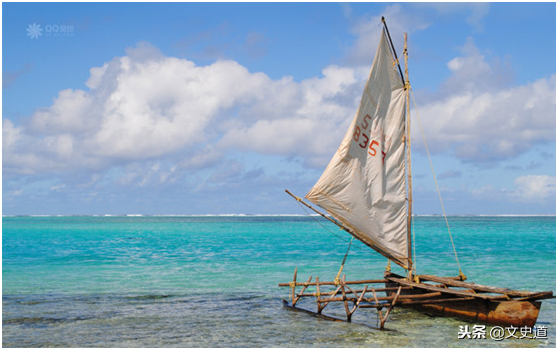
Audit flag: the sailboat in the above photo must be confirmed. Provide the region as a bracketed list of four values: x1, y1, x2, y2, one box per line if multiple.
[279, 18, 554, 330]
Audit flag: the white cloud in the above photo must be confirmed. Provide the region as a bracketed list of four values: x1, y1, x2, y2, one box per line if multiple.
[421, 3, 489, 32]
[3, 43, 368, 176]
[413, 39, 556, 164]
[471, 175, 556, 204]
[3, 19, 555, 186]
[4, 44, 269, 173]
[345, 4, 430, 67]
[3, 119, 21, 151]
[219, 65, 360, 162]
[29, 89, 94, 135]
[511, 175, 556, 203]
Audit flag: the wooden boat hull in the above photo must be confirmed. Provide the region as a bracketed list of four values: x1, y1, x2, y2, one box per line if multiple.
[385, 275, 542, 328]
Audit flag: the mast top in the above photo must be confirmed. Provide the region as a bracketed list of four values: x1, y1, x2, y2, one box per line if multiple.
[380, 17, 405, 87]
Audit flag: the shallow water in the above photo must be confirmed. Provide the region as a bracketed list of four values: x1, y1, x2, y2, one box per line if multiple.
[3, 216, 556, 347]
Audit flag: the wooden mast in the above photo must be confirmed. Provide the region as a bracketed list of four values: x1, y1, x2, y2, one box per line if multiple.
[404, 33, 413, 276]
[381, 17, 413, 273]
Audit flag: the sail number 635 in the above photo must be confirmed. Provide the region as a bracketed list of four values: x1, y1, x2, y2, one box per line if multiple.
[353, 114, 386, 163]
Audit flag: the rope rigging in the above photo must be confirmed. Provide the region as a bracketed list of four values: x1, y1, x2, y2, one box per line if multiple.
[409, 88, 466, 280]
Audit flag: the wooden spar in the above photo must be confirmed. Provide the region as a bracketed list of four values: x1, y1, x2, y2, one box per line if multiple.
[295, 286, 413, 297]
[321, 284, 344, 311]
[291, 267, 297, 302]
[386, 276, 509, 300]
[316, 277, 324, 314]
[359, 296, 479, 307]
[340, 275, 351, 320]
[351, 286, 368, 317]
[285, 189, 410, 269]
[403, 32, 413, 274]
[417, 274, 544, 297]
[279, 278, 388, 287]
[515, 292, 555, 301]
[292, 276, 313, 307]
[318, 292, 442, 304]
[296, 289, 440, 300]
[284, 189, 343, 228]
[370, 286, 385, 325]
[381, 17, 405, 86]
[380, 286, 401, 328]
[397, 297, 476, 306]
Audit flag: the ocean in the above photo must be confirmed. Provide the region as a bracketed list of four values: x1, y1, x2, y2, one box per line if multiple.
[2, 215, 556, 347]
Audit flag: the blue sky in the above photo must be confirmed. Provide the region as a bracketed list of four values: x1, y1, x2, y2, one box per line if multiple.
[2, 2, 556, 215]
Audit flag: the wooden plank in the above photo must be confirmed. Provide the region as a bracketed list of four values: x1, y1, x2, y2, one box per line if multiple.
[515, 291, 555, 301]
[396, 296, 476, 306]
[386, 276, 508, 300]
[359, 303, 391, 309]
[360, 296, 476, 308]
[417, 274, 542, 297]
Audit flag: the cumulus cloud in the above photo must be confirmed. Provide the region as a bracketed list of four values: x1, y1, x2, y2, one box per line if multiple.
[344, 4, 430, 66]
[472, 175, 555, 204]
[510, 175, 556, 203]
[413, 39, 556, 164]
[219, 65, 359, 163]
[3, 24, 555, 183]
[3, 42, 367, 177]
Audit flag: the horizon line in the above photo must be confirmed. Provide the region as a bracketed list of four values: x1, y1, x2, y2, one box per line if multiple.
[3, 214, 556, 218]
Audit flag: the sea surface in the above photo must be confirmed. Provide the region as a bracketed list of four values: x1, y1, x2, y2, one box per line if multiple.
[2, 215, 556, 347]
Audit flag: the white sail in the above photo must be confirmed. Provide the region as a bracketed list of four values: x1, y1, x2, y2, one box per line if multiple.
[305, 29, 409, 268]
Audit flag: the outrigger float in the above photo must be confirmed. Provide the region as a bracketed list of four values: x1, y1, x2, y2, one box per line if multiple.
[279, 18, 554, 330]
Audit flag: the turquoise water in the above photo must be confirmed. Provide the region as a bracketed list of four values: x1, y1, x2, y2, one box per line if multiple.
[2, 215, 556, 347]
